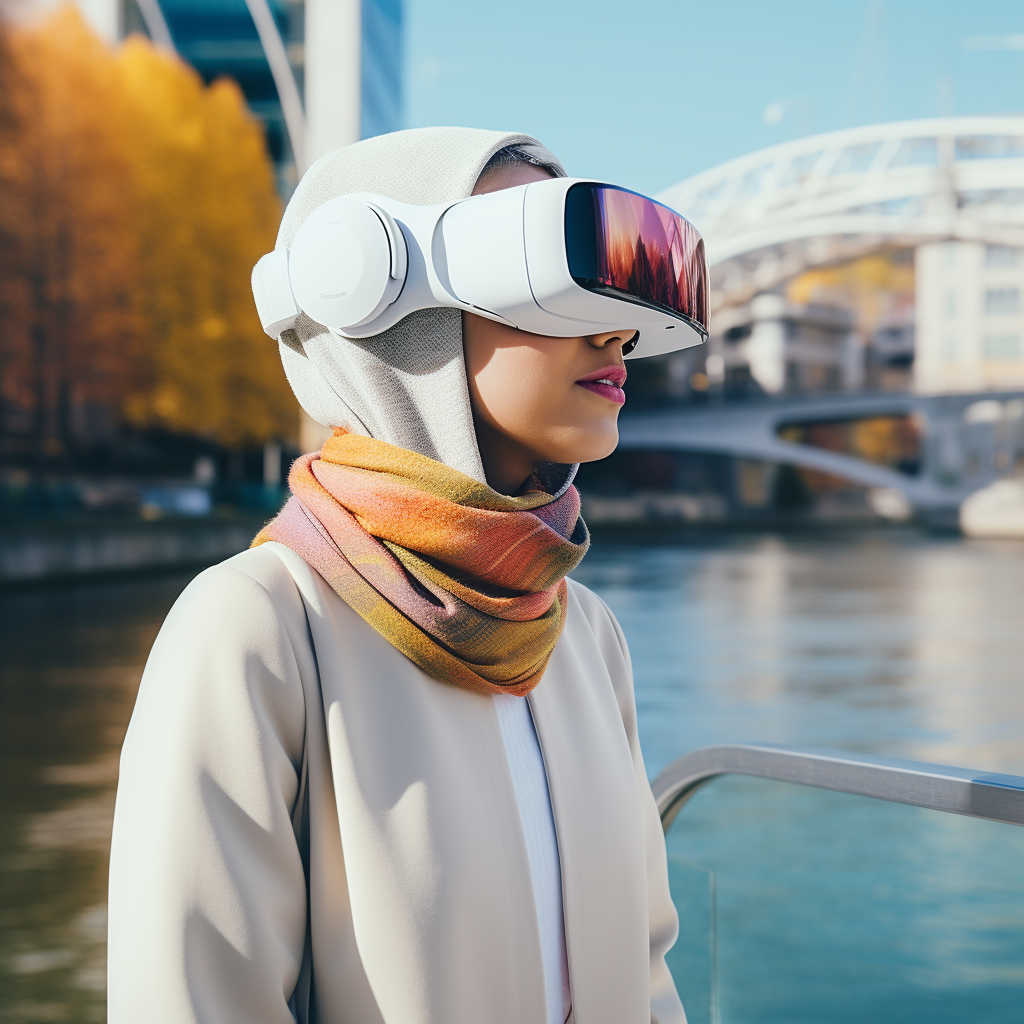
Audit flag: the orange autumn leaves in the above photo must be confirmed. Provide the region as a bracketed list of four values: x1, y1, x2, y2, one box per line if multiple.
[0, 6, 296, 453]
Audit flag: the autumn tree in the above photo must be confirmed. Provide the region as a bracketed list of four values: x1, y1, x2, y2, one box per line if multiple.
[0, 6, 296, 467]
[113, 30, 295, 448]
[0, 9, 142, 466]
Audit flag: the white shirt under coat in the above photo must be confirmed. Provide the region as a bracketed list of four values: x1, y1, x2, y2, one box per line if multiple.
[493, 693, 572, 1024]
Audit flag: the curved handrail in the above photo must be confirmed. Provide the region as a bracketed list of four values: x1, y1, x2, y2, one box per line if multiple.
[652, 743, 1024, 832]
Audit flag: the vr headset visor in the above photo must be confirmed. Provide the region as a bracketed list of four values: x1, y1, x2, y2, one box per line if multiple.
[253, 177, 709, 359]
[565, 184, 708, 339]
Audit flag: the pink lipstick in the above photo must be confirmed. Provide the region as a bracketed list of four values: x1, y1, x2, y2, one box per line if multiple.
[575, 364, 627, 405]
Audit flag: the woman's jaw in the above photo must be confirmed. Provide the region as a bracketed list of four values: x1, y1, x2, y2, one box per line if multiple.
[461, 311, 634, 495]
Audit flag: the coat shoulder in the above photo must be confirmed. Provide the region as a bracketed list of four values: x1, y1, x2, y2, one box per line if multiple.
[565, 576, 616, 625]
[157, 544, 314, 676]
[563, 576, 635, 704]
[214, 543, 308, 610]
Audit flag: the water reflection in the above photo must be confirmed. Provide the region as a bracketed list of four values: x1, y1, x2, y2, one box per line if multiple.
[1, 533, 1023, 1019]
[573, 531, 1024, 776]
[573, 531, 1024, 1024]
[0, 574, 191, 1022]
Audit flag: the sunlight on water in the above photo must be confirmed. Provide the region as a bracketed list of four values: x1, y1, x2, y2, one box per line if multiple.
[1, 532, 1022, 1021]
[0, 575, 190, 1023]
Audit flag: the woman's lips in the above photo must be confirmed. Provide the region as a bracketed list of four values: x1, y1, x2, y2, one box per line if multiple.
[576, 365, 627, 405]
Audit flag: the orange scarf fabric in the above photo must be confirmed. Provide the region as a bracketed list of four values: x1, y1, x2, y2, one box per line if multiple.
[253, 433, 589, 695]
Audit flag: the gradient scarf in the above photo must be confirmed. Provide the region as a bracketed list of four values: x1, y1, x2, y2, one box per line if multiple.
[253, 433, 590, 696]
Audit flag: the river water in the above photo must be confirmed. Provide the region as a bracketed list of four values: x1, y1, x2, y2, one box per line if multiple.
[1, 531, 1023, 1022]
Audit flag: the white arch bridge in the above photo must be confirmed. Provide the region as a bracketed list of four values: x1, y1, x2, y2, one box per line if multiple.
[617, 391, 1024, 514]
[658, 116, 1024, 312]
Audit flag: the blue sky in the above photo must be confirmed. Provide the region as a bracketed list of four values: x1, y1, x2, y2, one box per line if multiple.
[404, 0, 1024, 195]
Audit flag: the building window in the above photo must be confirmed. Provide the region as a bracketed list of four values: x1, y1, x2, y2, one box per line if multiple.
[983, 334, 1021, 360]
[945, 291, 957, 316]
[985, 245, 1021, 268]
[984, 288, 1021, 315]
[724, 323, 752, 343]
[942, 337, 959, 361]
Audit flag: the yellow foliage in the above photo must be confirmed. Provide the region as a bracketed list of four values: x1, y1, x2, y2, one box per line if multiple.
[0, 6, 296, 451]
[0, 8, 143, 452]
[781, 415, 921, 471]
[112, 32, 295, 446]
[787, 253, 915, 337]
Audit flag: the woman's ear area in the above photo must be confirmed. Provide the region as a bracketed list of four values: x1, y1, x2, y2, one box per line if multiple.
[472, 161, 554, 196]
[460, 309, 491, 372]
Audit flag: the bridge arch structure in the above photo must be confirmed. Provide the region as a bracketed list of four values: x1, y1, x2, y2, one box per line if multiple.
[658, 116, 1024, 313]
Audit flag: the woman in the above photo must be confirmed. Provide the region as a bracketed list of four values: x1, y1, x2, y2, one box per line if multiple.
[108, 126, 686, 1024]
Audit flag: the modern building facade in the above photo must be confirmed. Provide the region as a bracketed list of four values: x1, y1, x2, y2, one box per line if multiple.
[704, 295, 860, 396]
[915, 241, 1024, 394]
[66, 0, 403, 193]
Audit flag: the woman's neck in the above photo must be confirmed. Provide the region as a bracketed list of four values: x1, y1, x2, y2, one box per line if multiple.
[472, 414, 538, 495]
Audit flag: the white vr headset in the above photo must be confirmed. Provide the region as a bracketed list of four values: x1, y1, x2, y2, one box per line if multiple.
[252, 177, 709, 359]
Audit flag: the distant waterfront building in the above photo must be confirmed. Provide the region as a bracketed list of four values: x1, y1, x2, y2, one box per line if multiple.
[915, 241, 1024, 394]
[703, 295, 859, 397]
[660, 116, 1024, 400]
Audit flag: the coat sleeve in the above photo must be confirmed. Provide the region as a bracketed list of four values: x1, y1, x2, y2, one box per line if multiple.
[582, 588, 688, 1024]
[107, 559, 311, 1024]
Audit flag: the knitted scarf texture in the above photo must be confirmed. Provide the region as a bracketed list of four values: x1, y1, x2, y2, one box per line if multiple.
[253, 432, 590, 695]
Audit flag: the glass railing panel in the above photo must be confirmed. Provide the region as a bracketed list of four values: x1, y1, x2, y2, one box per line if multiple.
[664, 774, 1024, 1024]
[665, 859, 717, 1024]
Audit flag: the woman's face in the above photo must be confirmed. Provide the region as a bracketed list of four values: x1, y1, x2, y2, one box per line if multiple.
[464, 163, 636, 493]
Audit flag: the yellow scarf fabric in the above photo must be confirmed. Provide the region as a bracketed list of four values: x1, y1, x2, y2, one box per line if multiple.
[253, 433, 589, 695]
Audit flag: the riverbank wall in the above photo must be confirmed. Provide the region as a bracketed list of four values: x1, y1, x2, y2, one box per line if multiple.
[0, 516, 267, 586]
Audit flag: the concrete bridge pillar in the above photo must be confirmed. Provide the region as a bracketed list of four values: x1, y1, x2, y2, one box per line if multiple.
[305, 0, 361, 166]
[747, 294, 787, 394]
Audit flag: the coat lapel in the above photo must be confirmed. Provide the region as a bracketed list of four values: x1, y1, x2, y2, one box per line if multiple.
[529, 592, 652, 1024]
[307, 580, 548, 1024]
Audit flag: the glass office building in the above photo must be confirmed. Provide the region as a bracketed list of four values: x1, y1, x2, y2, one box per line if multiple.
[124, 0, 403, 192]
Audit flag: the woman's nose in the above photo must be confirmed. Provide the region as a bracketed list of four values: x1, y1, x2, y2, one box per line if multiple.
[590, 330, 635, 348]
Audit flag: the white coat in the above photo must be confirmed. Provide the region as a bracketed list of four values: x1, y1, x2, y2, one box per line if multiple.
[107, 541, 686, 1024]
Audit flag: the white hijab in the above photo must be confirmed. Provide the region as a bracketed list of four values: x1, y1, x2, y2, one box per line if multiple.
[275, 126, 568, 488]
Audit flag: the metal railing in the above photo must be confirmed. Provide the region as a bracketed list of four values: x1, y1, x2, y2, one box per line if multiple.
[652, 743, 1024, 832]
